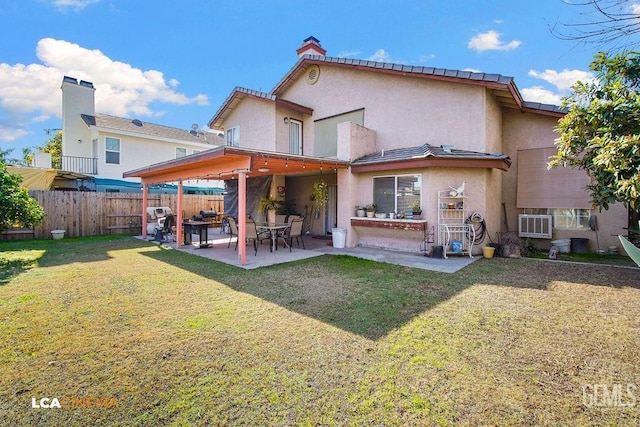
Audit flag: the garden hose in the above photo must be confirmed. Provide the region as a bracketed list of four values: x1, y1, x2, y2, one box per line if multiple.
[466, 211, 490, 244]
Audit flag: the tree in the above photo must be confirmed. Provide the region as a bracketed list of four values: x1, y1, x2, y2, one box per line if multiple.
[550, 51, 640, 211]
[553, 0, 640, 50]
[0, 159, 45, 231]
[23, 130, 62, 168]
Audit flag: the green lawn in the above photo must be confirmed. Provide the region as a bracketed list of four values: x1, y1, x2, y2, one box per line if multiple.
[1, 236, 639, 426]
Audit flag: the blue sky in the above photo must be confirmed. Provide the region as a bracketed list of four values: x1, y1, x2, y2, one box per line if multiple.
[0, 0, 632, 157]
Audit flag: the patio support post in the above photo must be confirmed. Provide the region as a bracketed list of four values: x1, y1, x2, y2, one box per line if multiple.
[176, 180, 183, 248]
[142, 183, 148, 239]
[238, 170, 247, 265]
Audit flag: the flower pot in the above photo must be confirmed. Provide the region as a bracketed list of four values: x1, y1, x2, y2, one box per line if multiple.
[482, 246, 495, 259]
[366, 211, 375, 218]
[356, 209, 366, 217]
[51, 230, 65, 240]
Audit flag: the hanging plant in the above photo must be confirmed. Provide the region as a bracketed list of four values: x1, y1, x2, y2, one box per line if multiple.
[311, 180, 329, 208]
[258, 196, 282, 214]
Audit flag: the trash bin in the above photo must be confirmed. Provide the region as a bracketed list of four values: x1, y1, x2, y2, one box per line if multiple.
[331, 228, 346, 248]
[571, 238, 589, 254]
[551, 239, 571, 253]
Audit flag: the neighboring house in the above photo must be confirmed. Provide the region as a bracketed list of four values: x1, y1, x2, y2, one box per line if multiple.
[60, 76, 223, 193]
[126, 37, 628, 256]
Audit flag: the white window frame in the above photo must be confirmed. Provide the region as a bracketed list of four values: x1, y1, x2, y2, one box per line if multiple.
[226, 126, 239, 147]
[176, 147, 187, 158]
[289, 118, 303, 155]
[373, 174, 422, 215]
[549, 208, 591, 229]
[105, 137, 121, 165]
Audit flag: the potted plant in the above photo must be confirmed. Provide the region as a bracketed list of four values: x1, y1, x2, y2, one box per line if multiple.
[431, 245, 444, 258]
[364, 204, 377, 218]
[258, 196, 282, 222]
[356, 206, 366, 217]
[412, 201, 422, 219]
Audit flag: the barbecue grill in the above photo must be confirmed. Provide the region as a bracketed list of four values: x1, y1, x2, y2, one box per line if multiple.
[200, 210, 218, 220]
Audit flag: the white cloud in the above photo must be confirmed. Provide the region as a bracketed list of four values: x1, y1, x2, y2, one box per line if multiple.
[528, 69, 594, 91]
[522, 68, 594, 104]
[367, 49, 390, 62]
[419, 53, 436, 63]
[337, 50, 361, 58]
[630, 3, 640, 15]
[520, 86, 563, 105]
[0, 125, 28, 142]
[463, 68, 482, 73]
[0, 38, 209, 141]
[468, 30, 521, 52]
[50, 0, 102, 11]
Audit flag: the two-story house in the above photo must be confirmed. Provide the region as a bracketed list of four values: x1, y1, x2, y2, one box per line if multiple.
[61, 76, 222, 193]
[125, 37, 627, 263]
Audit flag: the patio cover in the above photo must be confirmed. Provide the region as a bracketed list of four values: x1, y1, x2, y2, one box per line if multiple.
[123, 145, 349, 265]
[7, 166, 92, 190]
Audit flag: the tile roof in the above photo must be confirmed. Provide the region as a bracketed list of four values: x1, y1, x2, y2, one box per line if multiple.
[351, 143, 511, 166]
[272, 55, 568, 116]
[82, 113, 219, 145]
[208, 54, 567, 131]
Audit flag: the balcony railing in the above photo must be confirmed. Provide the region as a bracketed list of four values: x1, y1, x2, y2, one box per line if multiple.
[60, 156, 98, 175]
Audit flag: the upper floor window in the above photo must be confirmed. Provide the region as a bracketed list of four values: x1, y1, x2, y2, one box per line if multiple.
[373, 175, 421, 216]
[226, 126, 239, 147]
[289, 119, 302, 155]
[176, 147, 187, 158]
[105, 137, 120, 165]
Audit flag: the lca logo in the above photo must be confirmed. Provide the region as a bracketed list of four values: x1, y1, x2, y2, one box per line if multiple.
[31, 396, 119, 409]
[32, 398, 61, 409]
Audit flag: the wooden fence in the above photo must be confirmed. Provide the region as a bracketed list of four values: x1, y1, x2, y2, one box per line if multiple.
[1, 191, 224, 240]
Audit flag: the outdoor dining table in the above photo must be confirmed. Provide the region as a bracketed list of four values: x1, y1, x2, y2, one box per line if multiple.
[255, 222, 290, 252]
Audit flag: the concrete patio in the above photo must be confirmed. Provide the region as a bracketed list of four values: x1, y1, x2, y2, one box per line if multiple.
[143, 229, 479, 273]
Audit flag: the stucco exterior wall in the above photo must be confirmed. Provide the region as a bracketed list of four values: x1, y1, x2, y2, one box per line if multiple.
[61, 80, 95, 159]
[280, 65, 489, 154]
[502, 109, 627, 252]
[274, 105, 307, 154]
[223, 98, 276, 151]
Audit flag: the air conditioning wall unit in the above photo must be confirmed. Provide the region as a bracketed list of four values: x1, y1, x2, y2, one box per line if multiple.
[518, 214, 552, 239]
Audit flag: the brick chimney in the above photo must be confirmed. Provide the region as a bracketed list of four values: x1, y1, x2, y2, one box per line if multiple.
[296, 36, 326, 58]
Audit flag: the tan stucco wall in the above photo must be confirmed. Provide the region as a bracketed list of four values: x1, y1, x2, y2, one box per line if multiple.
[224, 98, 276, 151]
[284, 174, 337, 236]
[280, 65, 488, 154]
[502, 109, 627, 252]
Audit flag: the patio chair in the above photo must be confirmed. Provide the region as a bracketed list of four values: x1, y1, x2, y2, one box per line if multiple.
[155, 214, 176, 242]
[227, 216, 239, 249]
[280, 218, 305, 251]
[245, 219, 261, 256]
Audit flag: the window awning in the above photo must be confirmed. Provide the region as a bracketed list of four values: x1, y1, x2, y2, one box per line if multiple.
[516, 147, 591, 209]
